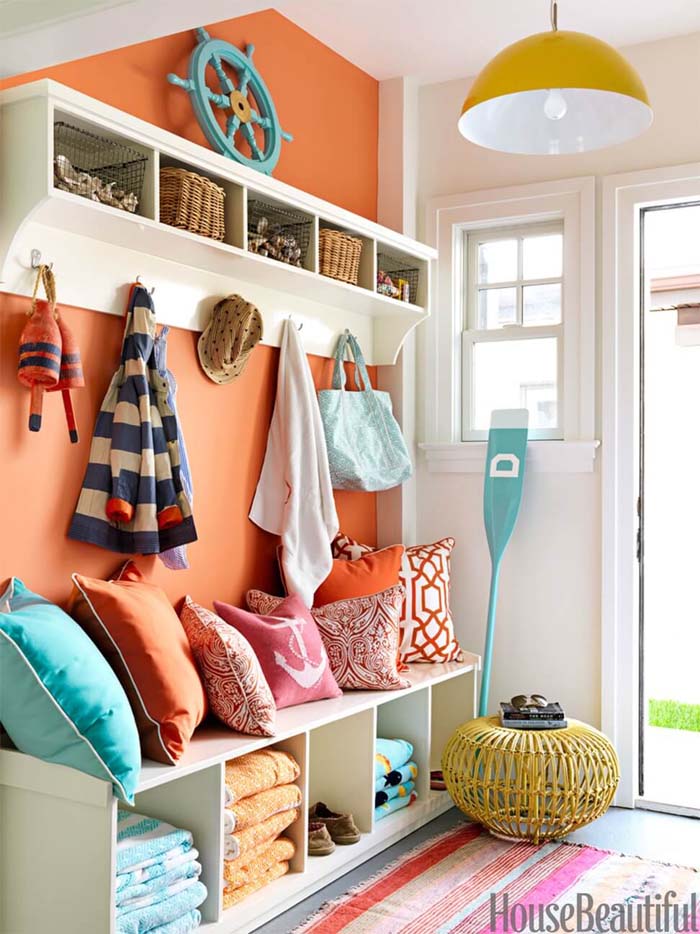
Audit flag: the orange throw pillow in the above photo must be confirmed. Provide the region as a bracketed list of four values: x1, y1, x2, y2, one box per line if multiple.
[68, 562, 207, 764]
[314, 545, 404, 607]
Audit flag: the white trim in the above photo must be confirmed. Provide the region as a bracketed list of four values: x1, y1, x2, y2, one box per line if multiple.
[601, 161, 700, 808]
[420, 440, 599, 474]
[423, 176, 595, 464]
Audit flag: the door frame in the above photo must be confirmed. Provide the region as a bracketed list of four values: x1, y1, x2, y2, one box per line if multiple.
[602, 162, 700, 807]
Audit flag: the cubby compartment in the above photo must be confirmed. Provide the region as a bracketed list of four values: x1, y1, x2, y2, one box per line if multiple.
[247, 193, 315, 271]
[376, 243, 427, 306]
[375, 687, 431, 826]
[53, 110, 156, 219]
[430, 670, 476, 776]
[309, 708, 375, 835]
[220, 733, 308, 923]
[319, 220, 375, 290]
[158, 155, 246, 248]
[129, 762, 224, 924]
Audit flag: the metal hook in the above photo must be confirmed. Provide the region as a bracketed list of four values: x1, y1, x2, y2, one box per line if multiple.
[135, 275, 156, 295]
[31, 249, 53, 271]
[288, 315, 303, 331]
[550, 0, 558, 31]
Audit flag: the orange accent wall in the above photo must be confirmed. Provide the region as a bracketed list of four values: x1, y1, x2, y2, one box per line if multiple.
[0, 10, 379, 607]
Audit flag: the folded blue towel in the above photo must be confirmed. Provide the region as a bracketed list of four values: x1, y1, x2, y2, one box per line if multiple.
[116, 881, 207, 934]
[117, 862, 202, 911]
[117, 811, 193, 876]
[375, 788, 417, 821]
[375, 738, 413, 778]
[374, 760, 418, 793]
[116, 847, 199, 893]
[144, 910, 201, 934]
[375, 779, 416, 808]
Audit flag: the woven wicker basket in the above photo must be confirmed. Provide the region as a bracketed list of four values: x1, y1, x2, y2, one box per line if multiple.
[160, 167, 225, 241]
[319, 228, 363, 285]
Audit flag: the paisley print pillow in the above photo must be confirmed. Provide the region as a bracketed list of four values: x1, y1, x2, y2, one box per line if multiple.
[180, 597, 276, 737]
[331, 534, 463, 664]
[247, 585, 410, 691]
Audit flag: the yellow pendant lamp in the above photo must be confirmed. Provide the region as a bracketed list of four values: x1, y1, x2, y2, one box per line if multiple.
[458, 1, 652, 154]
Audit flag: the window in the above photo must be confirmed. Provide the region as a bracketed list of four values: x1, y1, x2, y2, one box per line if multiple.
[463, 222, 564, 440]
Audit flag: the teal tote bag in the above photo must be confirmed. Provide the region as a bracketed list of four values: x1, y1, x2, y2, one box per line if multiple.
[318, 332, 412, 492]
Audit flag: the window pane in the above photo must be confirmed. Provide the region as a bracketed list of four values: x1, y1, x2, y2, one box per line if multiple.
[478, 287, 517, 329]
[523, 283, 561, 325]
[523, 233, 562, 280]
[478, 239, 517, 283]
[472, 338, 558, 431]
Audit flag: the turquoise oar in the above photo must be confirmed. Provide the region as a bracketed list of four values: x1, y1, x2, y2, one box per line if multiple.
[479, 409, 529, 717]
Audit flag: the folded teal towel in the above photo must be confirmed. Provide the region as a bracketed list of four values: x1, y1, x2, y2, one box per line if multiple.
[375, 788, 417, 821]
[374, 760, 418, 793]
[117, 811, 193, 876]
[116, 847, 199, 893]
[144, 910, 201, 934]
[375, 738, 413, 778]
[117, 862, 201, 911]
[375, 779, 416, 808]
[116, 881, 207, 934]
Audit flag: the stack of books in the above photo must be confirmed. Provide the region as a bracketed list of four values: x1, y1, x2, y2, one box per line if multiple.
[500, 700, 567, 730]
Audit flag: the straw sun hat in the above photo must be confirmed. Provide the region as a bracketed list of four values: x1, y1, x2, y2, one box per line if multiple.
[197, 294, 263, 384]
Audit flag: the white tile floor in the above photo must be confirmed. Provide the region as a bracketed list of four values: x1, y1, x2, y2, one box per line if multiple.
[255, 807, 700, 933]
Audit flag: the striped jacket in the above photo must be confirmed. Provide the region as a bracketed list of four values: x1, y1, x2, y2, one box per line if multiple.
[69, 285, 197, 554]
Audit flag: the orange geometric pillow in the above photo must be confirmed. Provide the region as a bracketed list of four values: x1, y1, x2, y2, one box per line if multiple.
[332, 535, 462, 664]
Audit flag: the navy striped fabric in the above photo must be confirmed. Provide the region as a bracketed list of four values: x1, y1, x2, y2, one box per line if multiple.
[68, 285, 197, 555]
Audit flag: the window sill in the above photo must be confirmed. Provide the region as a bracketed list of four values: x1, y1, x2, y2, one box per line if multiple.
[419, 440, 600, 474]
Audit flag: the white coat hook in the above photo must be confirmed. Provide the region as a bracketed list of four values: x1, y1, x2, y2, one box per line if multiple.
[135, 275, 155, 295]
[288, 314, 303, 331]
[31, 249, 53, 271]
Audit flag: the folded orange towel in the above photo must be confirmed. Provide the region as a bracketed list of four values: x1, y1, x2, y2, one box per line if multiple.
[224, 808, 300, 861]
[223, 836, 295, 890]
[225, 750, 300, 805]
[224, 783, 302, 834]
[223, 860, 289, 909]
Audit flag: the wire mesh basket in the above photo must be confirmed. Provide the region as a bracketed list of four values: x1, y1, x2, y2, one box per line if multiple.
[247, 199, 311, 267]
[53, 121, 147, 214]
[377, 251, 420, 304]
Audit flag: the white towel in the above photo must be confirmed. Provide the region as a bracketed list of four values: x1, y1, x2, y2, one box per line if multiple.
[250, 319, 338, 606]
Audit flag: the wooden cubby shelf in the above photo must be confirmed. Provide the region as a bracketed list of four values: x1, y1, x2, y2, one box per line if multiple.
[0, 80, 436, 365]
[0, 658, 478, 934]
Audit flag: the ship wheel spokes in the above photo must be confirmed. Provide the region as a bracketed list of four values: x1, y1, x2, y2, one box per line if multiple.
[249, 110, 272, 131]
[226, 114, 241, 140]
[241, 122, 264, 161]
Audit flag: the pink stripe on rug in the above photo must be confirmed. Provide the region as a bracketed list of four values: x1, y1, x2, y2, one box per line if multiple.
[479, 845, 609, 934]
[299, 823, 483, 934]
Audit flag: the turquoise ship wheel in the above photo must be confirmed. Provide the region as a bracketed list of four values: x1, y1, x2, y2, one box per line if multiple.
[167, 28, 292, 175]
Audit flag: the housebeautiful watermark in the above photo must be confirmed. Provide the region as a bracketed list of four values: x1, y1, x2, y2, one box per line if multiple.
[490, 890, 700, 932]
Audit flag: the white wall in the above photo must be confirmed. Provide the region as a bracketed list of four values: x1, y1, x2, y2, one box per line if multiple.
[414, 31, 700, 726]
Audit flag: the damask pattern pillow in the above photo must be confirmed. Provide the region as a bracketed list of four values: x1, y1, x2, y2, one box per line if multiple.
[331, 535, 463, 664]
[247, 585, 410, 691]
[180, 598, 276, 737]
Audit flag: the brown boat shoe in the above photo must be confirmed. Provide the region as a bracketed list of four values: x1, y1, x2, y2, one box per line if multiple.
[308, 802, 361, 845]
[308, 820, 335, 856]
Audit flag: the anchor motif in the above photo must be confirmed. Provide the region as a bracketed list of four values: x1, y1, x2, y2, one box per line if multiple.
[271, 616, 327, 688]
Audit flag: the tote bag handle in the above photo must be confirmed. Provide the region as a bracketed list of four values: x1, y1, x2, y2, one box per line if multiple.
[331, 330, 373, 392]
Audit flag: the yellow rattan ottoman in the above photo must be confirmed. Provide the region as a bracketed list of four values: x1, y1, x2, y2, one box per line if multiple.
[442, 716, 620, 843]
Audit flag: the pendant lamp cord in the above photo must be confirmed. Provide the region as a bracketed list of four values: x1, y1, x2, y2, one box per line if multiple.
[550, 0, 558, 31]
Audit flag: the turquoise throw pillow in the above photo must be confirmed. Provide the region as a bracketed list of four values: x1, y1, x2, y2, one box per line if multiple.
[0, 578, 141, 802]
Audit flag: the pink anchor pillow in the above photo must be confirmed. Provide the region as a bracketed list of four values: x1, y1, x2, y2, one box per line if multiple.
[214, 594, 342, 710]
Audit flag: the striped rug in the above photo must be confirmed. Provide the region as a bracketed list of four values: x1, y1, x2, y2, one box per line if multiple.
[294, 821, 700, 933]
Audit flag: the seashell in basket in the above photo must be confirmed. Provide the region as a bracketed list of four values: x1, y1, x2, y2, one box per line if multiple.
[54, 154, 80, 185]
[256, 216, 269, 235]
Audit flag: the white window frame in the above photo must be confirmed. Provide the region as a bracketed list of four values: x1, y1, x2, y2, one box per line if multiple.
[463, 219, 565, 441]
[420, 176, 597, 474]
